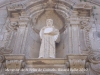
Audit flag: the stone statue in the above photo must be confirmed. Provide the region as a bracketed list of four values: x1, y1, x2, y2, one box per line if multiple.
[39, 19, 60, 58]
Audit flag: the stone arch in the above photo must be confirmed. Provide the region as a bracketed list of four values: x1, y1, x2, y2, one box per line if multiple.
[24, 0, 71, 34]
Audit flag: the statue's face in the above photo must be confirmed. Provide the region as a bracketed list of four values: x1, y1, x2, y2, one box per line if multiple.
[46, 19, 53, 26]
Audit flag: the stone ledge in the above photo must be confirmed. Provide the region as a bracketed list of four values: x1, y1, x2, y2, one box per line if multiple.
[26, 58, 67, 65]
[4, 54, 25, 60]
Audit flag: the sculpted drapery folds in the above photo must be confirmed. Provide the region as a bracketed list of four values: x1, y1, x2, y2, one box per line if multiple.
[39, 19, 60, 58]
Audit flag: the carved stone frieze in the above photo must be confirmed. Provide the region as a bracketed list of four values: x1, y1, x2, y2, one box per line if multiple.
[74, 1, 92, 17]
[7, 3, 24, 11]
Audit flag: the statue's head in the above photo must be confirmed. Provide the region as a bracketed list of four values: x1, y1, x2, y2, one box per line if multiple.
[46, 19, 53, 27]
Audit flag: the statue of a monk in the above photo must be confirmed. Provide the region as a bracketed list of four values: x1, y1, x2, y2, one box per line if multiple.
[39, 19, 60, 58]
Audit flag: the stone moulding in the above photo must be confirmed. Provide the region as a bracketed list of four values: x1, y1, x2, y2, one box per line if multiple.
[0, 54, 99, 74]
[4, 54, 25, 60]
[26, 58, 67, 65]
[6, 0, 93, 34]
[4, 54, 25, 70]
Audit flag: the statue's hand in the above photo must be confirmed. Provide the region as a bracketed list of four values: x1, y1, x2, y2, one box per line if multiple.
[44, 27, 53, 33]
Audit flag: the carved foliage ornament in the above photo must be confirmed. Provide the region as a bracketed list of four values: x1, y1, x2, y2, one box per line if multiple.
[68, 55, 87, 75]
[80, 20, 91, 31]
[80, 19, 92, 54]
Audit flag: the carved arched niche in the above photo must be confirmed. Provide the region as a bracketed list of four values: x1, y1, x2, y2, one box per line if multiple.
[30, 9, 68, 58]
[27, 0, 70, 34]
[26, 0, 70, 58]
[34, 10, 65, 33]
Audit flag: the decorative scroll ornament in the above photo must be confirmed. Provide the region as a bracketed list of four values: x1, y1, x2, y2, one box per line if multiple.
[81, 21, 88, 25]
[90, 63, 100, 74]
[88, 51, 100, 74]
[88, 51, 100, 64]
[80, 19, 92, 54]
[80, 20, 91, 30]
[6, 22, 19, 32]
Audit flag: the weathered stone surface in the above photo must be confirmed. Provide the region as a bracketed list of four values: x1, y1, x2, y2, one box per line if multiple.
[0, 0, 100, 75]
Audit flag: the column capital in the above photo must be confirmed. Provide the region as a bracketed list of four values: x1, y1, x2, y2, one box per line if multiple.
[67, 55, 87, 75]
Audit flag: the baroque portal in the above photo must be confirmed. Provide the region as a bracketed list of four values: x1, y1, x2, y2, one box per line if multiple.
[0, 0, 100, 75]
[39, 19, 60, 58]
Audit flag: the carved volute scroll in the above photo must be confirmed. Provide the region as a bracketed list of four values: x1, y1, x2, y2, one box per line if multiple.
[88, 51, 100, 74]
[88, 51, 100, 64]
